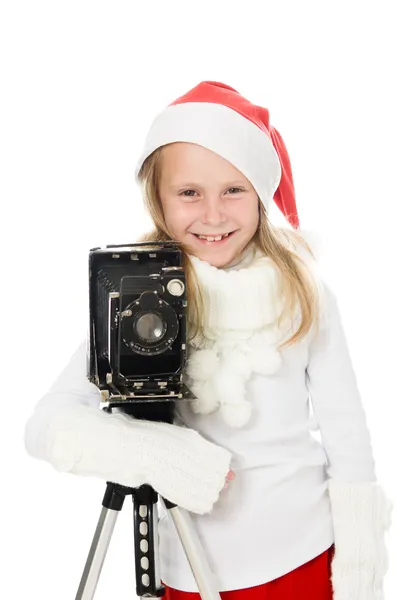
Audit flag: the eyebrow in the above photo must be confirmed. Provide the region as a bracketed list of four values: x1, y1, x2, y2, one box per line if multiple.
[168, 181, 246, 189]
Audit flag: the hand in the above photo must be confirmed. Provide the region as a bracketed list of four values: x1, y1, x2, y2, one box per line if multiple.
[223, 469, 235, 489]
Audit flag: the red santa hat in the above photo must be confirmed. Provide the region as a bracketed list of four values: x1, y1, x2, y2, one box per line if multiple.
[134, 81, 299, 229]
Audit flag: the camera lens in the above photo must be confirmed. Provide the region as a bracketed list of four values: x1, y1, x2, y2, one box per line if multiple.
[135, 312, 165, 343]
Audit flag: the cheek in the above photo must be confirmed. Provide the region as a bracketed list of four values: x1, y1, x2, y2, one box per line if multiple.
[235, 202, 259, 228]
[163, 202, 192, 235]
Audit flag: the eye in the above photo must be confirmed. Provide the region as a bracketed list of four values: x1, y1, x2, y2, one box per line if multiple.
[180, 190, 197, 197]
[227, 187, 244, 194]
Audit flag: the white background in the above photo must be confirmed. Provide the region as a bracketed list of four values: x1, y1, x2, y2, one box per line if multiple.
[1, 1, 399, 598]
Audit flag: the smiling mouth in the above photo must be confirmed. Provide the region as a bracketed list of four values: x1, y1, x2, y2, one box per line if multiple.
[191, 231, 237, 244]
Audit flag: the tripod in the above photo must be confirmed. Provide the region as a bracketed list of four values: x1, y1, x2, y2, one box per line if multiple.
[74, 407, 222, 600]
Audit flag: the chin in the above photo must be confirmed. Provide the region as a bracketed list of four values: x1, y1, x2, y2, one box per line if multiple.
[198, 249, 239, 268]
[204, 256, 228, 268]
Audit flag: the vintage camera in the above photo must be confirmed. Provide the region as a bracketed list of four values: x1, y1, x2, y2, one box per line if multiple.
[87, 241, 195, 421]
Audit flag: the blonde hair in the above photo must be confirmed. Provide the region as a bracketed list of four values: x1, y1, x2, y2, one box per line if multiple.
[136, 146, 321, 349]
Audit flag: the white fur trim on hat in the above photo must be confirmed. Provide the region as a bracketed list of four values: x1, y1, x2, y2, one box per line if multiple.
[134, 102, 282, 212]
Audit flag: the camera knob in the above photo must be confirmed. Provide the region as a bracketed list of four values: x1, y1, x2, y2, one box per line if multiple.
[167, 279, 185, 296]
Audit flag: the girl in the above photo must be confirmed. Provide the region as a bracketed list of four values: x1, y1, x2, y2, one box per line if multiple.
[24, 80, 393, 599]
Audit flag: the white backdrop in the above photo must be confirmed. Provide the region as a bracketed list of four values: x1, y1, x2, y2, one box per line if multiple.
[1, 1, 399, 598]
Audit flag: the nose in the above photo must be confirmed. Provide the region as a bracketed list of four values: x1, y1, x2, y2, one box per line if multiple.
[201, 195, 228, 227]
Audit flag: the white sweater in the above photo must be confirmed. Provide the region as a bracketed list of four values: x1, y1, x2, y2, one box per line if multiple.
[158, 284, 377, 591]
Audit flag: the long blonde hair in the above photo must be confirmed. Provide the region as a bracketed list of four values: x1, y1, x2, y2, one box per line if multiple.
[136, 147, 321, 349]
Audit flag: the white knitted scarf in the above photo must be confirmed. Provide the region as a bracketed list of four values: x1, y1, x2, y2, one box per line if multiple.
[183, 244, 299, 428]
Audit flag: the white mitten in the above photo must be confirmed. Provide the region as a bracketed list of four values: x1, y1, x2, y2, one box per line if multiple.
[25, 403, 232, 515]
[328, 479, 393, 600]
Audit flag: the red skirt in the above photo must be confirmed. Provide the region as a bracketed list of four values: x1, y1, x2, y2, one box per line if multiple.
[163, 544, 334, 600]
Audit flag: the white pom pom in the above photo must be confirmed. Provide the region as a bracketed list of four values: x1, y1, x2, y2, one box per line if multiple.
[227, 348, 252, 379]
[251, 346, 282, 375]
[220, 401, 252, 428]
[190, 379, 219, 415]
[213, 369, 247, 407]
[186, 348, 220, 381]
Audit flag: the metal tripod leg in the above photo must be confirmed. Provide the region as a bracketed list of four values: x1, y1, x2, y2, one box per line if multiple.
[75, 483, 127, 600]
[163, 501, 222, 600]
[75, 505, 119, 599]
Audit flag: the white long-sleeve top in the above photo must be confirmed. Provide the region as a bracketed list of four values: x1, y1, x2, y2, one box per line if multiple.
[157, 283, 377, 591]
[24, 281, 378, 593]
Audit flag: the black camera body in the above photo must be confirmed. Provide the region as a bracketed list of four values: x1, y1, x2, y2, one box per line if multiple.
[87, 241, 195, 418]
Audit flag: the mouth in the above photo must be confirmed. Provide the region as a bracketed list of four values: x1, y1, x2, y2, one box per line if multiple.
[190, 231, 237, 245]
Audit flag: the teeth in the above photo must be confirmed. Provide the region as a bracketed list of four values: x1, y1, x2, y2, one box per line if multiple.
[197, 232, 231, 242]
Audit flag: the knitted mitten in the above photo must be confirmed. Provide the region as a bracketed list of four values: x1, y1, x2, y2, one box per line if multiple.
[328, 480, 393, 600]
[24, 402, 232, 515]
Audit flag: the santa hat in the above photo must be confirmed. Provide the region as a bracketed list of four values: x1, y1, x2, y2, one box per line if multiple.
[134, 80, 299, 229]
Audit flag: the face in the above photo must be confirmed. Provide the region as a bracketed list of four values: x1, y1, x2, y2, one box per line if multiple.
[158, 142, 260, 268]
